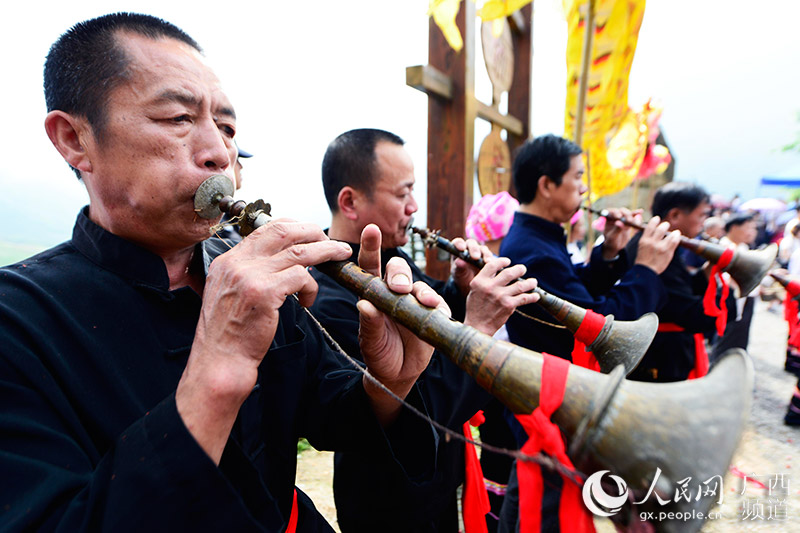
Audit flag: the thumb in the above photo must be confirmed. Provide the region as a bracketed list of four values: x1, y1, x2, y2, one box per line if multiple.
[357, 299, 387, 351]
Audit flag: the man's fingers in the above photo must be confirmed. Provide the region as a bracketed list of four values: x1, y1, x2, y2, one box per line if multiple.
[385, 257, 413, 294]
[476, 256, 511, 277]
[465, 239, 483, 260]
[358, 224, 383, 277]
[262, 240, 353, 272]
[480, 245, 495, 262]
[411, 281, 450, 316]
[245, 219, 330, 253]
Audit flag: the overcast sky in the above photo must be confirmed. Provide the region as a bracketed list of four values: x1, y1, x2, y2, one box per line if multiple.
[2, 0, 799, 249]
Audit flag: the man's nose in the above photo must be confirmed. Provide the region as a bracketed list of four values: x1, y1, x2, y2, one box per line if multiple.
[195, 120, 231, 171]
[406, 195, 418, 215]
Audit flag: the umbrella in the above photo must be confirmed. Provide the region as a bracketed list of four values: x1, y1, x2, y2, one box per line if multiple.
[709, 193, 730, 209]
[777, 209, 798, 226]
[738, 197, 787, 213]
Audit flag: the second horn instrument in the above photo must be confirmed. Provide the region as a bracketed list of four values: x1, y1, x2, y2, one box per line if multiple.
[194, 175, 753, 533]
[768, 270, 800, 300]
[411, 227, 656, 375]
[586, 206, 777, 295]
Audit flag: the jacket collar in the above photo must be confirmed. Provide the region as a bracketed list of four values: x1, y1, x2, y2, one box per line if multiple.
[513, 211, 567, 243]
[71, 206, 220, 291]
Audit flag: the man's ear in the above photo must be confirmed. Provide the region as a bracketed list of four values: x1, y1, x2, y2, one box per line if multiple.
[536, 175, 553, 199]
[665, 207, 682, 226]
[337, 186, 360, 221]
[44, 111, 93, 173]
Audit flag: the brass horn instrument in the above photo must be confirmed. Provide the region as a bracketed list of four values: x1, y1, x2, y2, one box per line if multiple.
[586, 206, 778, 295]
[768, 270, 800, 300]
[194, 175, 753, 533]
[411, 227, 656, 375]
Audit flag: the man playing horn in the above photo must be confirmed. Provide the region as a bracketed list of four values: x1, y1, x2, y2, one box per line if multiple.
[626, 181, 725, 383]
[310, 128, 539, 532]
[500, 134, 679, 367]
[496, 133, 680, 532]
[0, 14, 461, 532]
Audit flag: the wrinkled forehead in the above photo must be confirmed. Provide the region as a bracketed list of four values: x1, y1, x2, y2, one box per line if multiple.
[116, 31, 234, 112]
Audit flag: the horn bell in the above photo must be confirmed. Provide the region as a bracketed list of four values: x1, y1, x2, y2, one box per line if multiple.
[589, 312, 657, 375]
[726, 243, 778, 295]
[566, 348, 753, 533]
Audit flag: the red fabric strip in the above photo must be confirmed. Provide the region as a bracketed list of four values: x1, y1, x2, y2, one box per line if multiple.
[286, 488, 298, 533]
[573, 310, 606, 347]
[462, 412, 490, 533]
[702, 248, 733, 336]
[687, 333, 709, 379]
[787, 280, 800, 299]
[657, 323, 708, 379]
[515, 354, 595, 533]
[571, 339, 600, 372]
[571, 310, 605, 371]
[785, 292, 799, 324]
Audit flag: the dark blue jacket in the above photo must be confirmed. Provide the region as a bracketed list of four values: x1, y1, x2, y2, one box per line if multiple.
[500, 212, 667, 361]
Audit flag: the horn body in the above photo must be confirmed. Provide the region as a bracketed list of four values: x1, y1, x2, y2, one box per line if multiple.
[195, 177, 753, 533]
[315, 260, 751, 533]
[587, 207, 777, 295]
[686, 239, 778, 295]
[768, 270, 800, 299]
[411, 227, 655, 375]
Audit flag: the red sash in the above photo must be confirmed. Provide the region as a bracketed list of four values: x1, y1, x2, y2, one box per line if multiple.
[570, 309, 605, 371]
[785, 287, 800, 348]
[703, 248, 733, 336]
[657, 323, 708, 379]
[462, 411, 491, 532]
[514, 354, 595, 533]
[286, 488, 298, 533]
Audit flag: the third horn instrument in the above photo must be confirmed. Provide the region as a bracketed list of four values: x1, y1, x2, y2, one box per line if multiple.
[586, 206, 778, 295]
[411, 227, 656, 375]
[194, 176, 753, 533]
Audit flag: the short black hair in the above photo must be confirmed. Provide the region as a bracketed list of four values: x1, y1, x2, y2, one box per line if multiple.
[725, 212, 755, 232]
[512, 134, 583, 204]
[321, 128, 405, 213]
[651, 182, 710, 218]
[44, 13, 202, 179]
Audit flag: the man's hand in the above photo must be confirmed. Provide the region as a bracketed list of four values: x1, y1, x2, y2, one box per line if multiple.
[463, 258, 539, 335]
[634, 216, 682, 275]
[601, 207, 639, 260]
[450, 237, 494, 295]
[357, 224, 449, 426]
[177, 219, 353, 463]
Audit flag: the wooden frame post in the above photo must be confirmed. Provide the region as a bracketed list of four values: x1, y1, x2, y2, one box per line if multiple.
[408, 4, 532, 279]
[424, 0, 476, 280]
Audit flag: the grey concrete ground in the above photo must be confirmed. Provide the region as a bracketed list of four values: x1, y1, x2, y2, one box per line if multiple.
[701, 299, 800, 531]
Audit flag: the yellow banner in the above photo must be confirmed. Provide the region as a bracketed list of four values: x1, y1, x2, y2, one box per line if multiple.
[564, 0, 650, 200]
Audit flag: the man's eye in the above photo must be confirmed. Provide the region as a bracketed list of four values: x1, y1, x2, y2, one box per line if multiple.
[220, 125, 235, 137]
[171, 115, 191, 123]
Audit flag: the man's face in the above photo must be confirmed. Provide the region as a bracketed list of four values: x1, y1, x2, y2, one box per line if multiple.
[357, 141, 418, 249]
[80, 32, 236, 252]
[671, 201, 710, 238]
[548, 154, 587, 224]
[728, 220, 758, 246]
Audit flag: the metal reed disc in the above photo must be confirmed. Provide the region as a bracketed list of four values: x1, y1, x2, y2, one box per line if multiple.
[194, 175, 234, 219]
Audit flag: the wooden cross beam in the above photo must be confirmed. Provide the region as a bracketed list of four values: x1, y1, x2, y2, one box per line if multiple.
[407, 65, 524, 135]
[406, 4, 532, 279]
